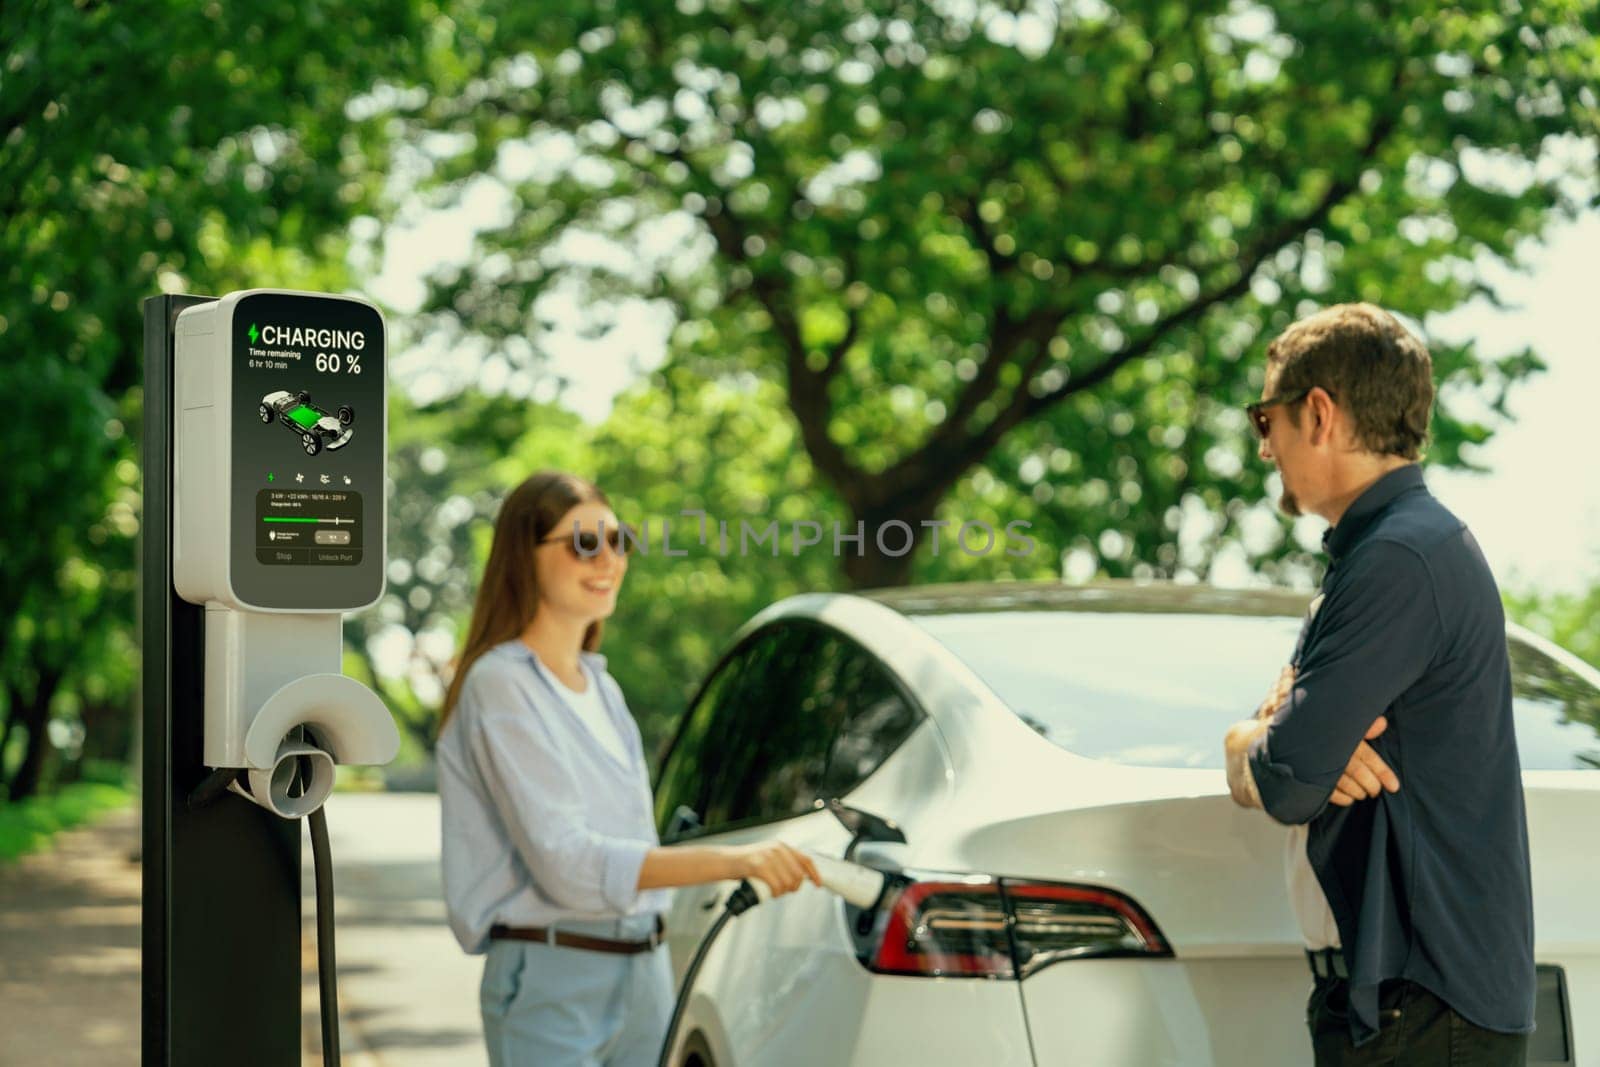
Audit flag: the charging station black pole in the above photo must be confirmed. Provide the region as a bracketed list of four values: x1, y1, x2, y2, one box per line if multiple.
[142, 295, 303, 1065]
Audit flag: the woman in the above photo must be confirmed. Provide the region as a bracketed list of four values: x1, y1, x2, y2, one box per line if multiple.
[437, 470, 820, 1067]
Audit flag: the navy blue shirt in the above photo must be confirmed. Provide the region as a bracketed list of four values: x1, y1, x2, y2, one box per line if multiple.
[1247, 464, 1534, 1045]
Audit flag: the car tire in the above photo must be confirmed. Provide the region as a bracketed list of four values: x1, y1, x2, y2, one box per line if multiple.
[681, 1032, 715, 1067]
[303, 435, 322, 456]
[338, 405, 354, 426]
[259, 404, 273, 423]
[296, 390, 310, 404]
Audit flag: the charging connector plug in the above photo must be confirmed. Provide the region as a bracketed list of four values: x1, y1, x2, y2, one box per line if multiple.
[724, 879, 764, 916]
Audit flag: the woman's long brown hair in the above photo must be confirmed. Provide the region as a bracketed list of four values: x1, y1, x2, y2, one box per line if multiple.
[439, 470, 611, 731]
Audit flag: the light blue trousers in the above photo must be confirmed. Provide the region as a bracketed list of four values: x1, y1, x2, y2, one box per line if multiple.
[480, 914, 674, 1067]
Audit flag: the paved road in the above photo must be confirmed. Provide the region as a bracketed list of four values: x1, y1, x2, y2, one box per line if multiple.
[0, 807, 141, 1066]
[303, 792, 486, 1066]
[0, 793, 485, 1066]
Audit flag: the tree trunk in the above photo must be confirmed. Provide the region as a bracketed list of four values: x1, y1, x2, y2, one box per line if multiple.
[841, 536, 920, 590]
[7, 666, 65, 802]
[0, 683, 20, 788]
[79, 698, 135, 770]
[837, 502, 950, 591]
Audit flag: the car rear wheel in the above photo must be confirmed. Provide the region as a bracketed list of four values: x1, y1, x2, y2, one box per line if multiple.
[303, 434, 321, 456]
[679, 1032, 715, 1067]
[337, 405, 354, 426]
[258, 404, 272, 423]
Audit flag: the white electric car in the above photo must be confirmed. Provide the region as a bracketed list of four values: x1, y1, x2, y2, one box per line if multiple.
[654, 581, 1598, 1067]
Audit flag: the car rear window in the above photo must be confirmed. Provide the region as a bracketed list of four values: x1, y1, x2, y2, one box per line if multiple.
[911, 611, 1600, 771]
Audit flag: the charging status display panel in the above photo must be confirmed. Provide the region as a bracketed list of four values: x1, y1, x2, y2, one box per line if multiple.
[229, 292, 384, 610]
[256, 489, 364, 564]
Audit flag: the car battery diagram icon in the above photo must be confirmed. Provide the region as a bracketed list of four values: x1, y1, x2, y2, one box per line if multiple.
[259, 389, 355, 456]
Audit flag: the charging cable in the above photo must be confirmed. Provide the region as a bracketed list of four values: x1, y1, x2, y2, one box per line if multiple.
[656, 853, 887, 1067]
[308, 805, 340, 1066]
[189, 735, 343, 1066]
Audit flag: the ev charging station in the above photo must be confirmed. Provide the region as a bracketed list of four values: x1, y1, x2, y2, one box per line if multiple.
[142, 289, 399, 1064]
[141, 288, 897, 1066]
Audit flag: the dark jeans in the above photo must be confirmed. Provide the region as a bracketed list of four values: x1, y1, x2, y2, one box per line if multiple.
[1307, 978, 1528, 1066]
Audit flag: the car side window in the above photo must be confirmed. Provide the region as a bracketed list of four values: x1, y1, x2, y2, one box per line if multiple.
[815, 648, 921, 802]
[653, 639, 751, 836]
[654, 624, 832, 834]
[730, 628, 932, 823]
[724, 627, 850, 825]
[654, 623, 925, 837]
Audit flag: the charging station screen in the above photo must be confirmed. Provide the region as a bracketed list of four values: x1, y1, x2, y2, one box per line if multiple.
[285, 405, 322, 430]
[256, 488, 364, 564]
[229, 292, 385, 610]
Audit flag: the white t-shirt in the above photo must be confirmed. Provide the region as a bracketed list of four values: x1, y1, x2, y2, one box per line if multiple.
[1241, 593, 1341, 951]
[1287, 825, 1341, 949]
[1285, 593, 1340, 951]
[534, 659, 633, 768]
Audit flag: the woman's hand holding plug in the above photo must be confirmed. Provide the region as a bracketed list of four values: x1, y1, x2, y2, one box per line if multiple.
[730, 842, 822, 898]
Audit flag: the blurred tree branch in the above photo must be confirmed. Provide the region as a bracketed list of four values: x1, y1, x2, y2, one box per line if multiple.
[398, 0, 1593, 587]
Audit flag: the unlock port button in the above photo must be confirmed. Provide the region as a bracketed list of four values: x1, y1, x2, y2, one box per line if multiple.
[314, 530, 352, 546]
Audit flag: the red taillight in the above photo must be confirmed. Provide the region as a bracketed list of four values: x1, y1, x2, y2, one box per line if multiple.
[871, 880, 1015, 978]
[1003, 881, 1170, 978]
[865, 875, 1170, 980]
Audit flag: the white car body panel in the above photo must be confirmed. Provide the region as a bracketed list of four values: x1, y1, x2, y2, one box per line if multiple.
[660, 585, 1599, 1066]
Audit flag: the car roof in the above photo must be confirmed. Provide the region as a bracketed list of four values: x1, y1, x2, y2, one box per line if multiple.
[846, 580, 1596, 682]
[858, 578, 1313, 619]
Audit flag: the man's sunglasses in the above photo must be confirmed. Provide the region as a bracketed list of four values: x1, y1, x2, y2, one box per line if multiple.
[1246, 387, 1334, 439]
[538, 525, 635, 558]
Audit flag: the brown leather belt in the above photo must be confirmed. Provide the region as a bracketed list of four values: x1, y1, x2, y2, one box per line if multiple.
[489, 915, 665, 955]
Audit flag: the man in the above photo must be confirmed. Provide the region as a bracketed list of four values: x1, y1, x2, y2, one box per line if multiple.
[1222, 303, 1534, 1064]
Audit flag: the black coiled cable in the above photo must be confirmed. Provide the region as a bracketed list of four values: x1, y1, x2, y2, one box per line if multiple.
[309, 805, 340, 1066]
[656, 880, 763, 1067]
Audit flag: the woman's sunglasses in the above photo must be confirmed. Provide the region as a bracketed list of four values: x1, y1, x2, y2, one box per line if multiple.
[538, 525, 635, 559]
[1245, 387, 1335, 440]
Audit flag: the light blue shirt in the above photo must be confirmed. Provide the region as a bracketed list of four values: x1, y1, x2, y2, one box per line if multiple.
[438, 639, 673, 955]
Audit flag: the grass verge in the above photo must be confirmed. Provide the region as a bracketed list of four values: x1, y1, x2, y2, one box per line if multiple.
[0, 782, 135, 865]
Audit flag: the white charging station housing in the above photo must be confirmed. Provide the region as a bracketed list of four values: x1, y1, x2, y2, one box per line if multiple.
[174, 288, 387, 612]
[173, 288, 398, 816]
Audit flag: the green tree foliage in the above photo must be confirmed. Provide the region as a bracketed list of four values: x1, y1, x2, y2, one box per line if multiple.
[347, 388, 591, 756]
[589, 362, 852, 750]
[0, 0, 421, 797]
[394, 0, 1596, 592]
[1506, 575, 1600, 671]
